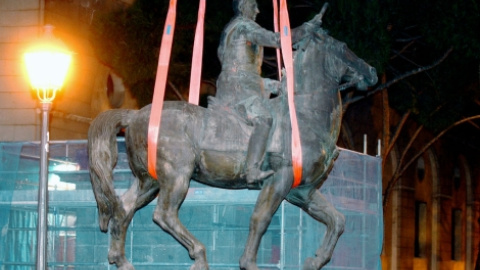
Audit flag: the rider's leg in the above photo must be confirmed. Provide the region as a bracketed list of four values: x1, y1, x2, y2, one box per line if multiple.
[240, 166, 292, 270]
[246, 116, 274, 185]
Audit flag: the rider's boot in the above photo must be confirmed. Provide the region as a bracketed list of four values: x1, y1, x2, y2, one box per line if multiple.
[246, 118, 274, 187]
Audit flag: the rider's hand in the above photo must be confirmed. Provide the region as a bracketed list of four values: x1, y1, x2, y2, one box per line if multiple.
[263, 78, 282, 97]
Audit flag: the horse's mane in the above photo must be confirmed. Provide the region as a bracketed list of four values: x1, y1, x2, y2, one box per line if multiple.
[294, 27, 345, 53]
[293, 27, 347, 84]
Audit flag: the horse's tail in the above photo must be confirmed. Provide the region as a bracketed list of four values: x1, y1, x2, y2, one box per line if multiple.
[88, 109, 131, 232]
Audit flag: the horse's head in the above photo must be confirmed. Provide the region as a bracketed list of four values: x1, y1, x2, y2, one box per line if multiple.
[295, 28, 378, 92]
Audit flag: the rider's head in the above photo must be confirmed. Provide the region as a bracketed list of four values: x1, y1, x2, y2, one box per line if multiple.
[233, 0, 259, 20]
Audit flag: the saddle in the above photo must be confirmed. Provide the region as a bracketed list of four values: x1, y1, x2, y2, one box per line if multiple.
[197, 96, 286, 154]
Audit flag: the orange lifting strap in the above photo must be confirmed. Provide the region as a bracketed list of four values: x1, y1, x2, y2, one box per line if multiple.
[188, 0, 206, 105]
[148, 0, 205, 179]
[148, 0, 302, 186]
[276, 0, 303, 188]
[272, 0, 282, 79]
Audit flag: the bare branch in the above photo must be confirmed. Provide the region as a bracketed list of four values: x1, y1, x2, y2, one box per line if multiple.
[373, 47, 453, 92]
[167, 80, 186, 101]
[383, 103, 446, 206]
[383, 114, 480, 207]
[381, 77, 390, 160]
[382, 110, 411, 168]
[390, 40, 415, 60]
[343, 47, 454, 107]
[392, 50, 424, 68]
[395, 36, 422, 43]
[394, 124, 423, 178]
[468, 119, 480, 130]
[51, 110, 92, 124]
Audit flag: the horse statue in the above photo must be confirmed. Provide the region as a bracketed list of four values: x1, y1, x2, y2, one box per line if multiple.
[88, 27, 378, 270]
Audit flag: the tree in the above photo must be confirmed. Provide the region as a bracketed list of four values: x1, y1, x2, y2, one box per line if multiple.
[326, 1, 479, 264]
[362, 0, 479, 207]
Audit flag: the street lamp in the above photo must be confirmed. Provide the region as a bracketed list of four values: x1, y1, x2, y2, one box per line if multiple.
[24, 24, 72, 270]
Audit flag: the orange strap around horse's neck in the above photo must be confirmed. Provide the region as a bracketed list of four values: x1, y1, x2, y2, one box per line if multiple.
[149, 0, 205, 179]
[278, 0, 303, 188]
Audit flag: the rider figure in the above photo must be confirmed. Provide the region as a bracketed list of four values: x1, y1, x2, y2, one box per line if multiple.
[213, 0, 323, 186]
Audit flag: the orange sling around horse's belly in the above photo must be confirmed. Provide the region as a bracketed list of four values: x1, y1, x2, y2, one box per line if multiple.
[279, 0, 303, 188]
[148, 0, 177, 179]
[148, 0, 206, 179]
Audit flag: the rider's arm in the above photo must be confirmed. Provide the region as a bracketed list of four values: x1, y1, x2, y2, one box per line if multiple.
[245, 14, 322, 48]
[244, 21, 281, 48]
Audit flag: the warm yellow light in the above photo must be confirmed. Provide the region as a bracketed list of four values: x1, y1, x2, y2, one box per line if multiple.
[24, 25, 72, 103]
[24, 51, 71, 90]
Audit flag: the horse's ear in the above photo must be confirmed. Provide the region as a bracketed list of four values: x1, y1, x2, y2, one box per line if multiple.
[318, 2, 329, 22]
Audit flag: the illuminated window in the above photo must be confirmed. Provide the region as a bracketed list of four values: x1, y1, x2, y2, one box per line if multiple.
[452, 209, 462, 260]
[453, 166, 461, 191]
[414, 201, 427, 257]
[416, 157, 425, 182]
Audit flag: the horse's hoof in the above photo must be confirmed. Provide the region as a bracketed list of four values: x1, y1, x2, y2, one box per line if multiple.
[239, 258, 260, 270]
[99, 212, 111, 232]
[108, 251, 118, 264]
[117, 262, 135, 270]
[108, 251, 131, 269]
[190, 262, 209, 270]
[303, 257, 317, 270]
[240, 266, 260, 270]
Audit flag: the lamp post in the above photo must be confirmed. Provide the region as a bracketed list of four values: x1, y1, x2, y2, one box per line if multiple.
[24, 25, 71, 270]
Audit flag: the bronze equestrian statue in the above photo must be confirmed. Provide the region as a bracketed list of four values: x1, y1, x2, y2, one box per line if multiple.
[87, 2, 378, 269]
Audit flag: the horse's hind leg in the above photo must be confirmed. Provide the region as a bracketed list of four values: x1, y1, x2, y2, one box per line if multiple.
[108, 175, 159, 270]
[287, 188, 345, 270]
[152, 166, 208, 270]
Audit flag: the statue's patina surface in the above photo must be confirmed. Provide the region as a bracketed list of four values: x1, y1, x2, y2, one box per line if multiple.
[87, 1, 378, 269]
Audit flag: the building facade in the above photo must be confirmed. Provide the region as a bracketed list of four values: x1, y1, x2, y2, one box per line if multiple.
[0, 0, 136, 141]
[341, 93, 480, 270]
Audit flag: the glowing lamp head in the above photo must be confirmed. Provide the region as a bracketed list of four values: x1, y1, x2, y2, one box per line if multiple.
[24, 25, 72, 103]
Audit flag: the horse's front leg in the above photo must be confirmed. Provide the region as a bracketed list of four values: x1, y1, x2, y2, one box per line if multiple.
[288, 188, 345, 270]
[239, 167, 292, 270]
[152, 166, 208, 270]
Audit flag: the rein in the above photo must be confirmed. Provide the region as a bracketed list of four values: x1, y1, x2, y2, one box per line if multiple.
[337, 79, 361, 92]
